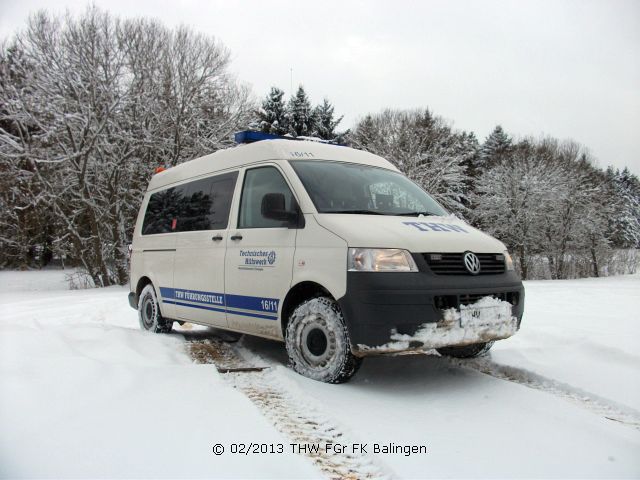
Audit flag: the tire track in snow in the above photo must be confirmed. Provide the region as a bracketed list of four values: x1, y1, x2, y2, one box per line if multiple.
[187, 338, 392, 480]
[447, 355, 640, 431]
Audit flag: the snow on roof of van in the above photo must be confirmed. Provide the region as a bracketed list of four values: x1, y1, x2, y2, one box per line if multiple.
[147, 139, 397, 191]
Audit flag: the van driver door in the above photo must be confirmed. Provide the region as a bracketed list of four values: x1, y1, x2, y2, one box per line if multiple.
[224, 165, 299, 339]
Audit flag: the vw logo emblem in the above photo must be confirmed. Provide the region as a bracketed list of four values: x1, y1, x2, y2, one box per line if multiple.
[463, 252, 481, 275]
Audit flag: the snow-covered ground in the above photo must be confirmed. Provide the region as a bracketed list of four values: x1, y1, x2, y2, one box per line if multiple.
[1, 270, 639, 478]
[492, 275, 640, 412]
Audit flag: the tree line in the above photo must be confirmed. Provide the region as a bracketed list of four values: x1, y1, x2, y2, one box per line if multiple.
[1, 7, 638, 284]
[252, 86, 345, 141]
[349, 111, 640, 279]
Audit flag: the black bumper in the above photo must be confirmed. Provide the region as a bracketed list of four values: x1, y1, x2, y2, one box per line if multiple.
[337, 270, 525, 348]
[128, 292, 138, 310]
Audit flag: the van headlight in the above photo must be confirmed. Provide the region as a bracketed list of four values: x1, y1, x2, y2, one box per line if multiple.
[348, 248, 418, 272]
[504, 250, 515, 271]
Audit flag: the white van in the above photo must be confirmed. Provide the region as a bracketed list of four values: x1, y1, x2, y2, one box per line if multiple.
[128, 131, 524, 383]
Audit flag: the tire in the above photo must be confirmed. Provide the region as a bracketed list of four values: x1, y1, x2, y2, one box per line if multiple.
[286, 296, 362, 384]
[138, 284, 173, 334]
[211, 328, 243, 343]
[437, 341, 494, 358]
[219, 331, 243, 343]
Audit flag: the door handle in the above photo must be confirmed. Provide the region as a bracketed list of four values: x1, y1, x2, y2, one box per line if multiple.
[230, 234, 243, 241]
[211, 234, 223, 241]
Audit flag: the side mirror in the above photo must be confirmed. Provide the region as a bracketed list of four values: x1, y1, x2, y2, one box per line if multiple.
[261, 193, 302, 227]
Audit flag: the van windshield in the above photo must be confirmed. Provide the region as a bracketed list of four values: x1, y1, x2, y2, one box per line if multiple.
[290, 160, 448, 216]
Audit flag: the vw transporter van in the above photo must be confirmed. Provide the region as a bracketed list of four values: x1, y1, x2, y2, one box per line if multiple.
[128, 131, 524, 383]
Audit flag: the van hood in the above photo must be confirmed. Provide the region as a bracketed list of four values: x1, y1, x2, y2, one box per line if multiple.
[313, 214, 506, 253]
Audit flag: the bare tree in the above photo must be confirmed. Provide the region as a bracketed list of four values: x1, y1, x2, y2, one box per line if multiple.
[351, 109, 475, 214]
[0, 7, 254, 284]
[471, 137, 613, 279]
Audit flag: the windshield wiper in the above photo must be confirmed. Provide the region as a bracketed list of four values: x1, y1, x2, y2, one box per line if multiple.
[327, 209, 386, 215]
[395, 211, 440, 217]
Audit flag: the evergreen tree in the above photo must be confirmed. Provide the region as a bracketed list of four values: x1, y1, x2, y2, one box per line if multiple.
[480, 125, 512, 167]
[607, 167, 640, 248]
[457, 130, 481, 204]
[255, 87, 288, 135]
[349, 114, 377, 149]
[251, 86, 346, 141]
[287, 85, 314, 137]
[312, 98, 343, 140]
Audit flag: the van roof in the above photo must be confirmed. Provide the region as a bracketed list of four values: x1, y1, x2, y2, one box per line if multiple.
[147, 139, 398, 191]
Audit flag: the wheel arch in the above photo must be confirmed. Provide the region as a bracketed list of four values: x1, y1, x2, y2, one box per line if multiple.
[135, 276, 153, 301]
[280, 281, 333, 338]
[135, 276, 169, 316]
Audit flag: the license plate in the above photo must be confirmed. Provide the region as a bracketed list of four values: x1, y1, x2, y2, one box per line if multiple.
[460, 304, 512, 327]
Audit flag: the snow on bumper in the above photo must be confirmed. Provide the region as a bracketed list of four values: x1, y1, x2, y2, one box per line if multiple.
[356, 296, 518, 355]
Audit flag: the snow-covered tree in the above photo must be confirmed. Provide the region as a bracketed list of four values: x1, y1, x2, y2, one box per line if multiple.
[312, 98, 343, 140]
[471, 137, 614, 279]
[287, 85, 314, 137]
[255, 87, 288, 135]
[607, 167, 640, 248]
[471, 139, 560, 278]
[249, 86, 346, 141]
[0, 43, 45, 267]
[536, 142, 611, 279]
[0, 7, 253, 283]
[479, 125, 512, 167]
[351, 108, 473, 214]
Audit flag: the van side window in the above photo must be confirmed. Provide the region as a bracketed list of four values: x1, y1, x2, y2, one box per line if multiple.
[142, 187, 180, 235]
[175, 172, 238, 232]
[239, 167, 294, 229]
[141, 171, 238, 235]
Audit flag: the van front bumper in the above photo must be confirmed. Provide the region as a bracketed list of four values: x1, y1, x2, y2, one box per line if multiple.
[337, 271, 525, 355]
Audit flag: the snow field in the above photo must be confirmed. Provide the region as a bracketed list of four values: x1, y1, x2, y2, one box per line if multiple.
[0, 271, 317, 479]
[189, 339, 391, 479]
[244, 337, 640, 479]
[1, 270, 639, 478]
[490, 275, 640, 412]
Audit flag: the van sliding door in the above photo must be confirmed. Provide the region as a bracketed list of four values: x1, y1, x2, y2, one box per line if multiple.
[171, 171, 238, 327]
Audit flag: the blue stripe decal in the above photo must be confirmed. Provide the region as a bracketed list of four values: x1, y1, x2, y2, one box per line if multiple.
[159, 287, 278, 321]
[160, 287, 224, 307]
[162, 300, 227, 314]
[226, 293, 279, 315]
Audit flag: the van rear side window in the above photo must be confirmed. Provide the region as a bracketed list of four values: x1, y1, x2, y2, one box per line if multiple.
[142, 171, 238, 235]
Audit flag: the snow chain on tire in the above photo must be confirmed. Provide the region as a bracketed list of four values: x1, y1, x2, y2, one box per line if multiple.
[285, 296, 361, 383]
[138, 284, 173, 334]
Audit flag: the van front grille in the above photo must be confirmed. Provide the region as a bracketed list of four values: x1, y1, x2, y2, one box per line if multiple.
[422, 252, 506, 275]
[434, 292, 519, 309]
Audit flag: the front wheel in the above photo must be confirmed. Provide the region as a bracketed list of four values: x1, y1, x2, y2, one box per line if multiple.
[138, 284, 173, 334]
[437, 341, 494, 358]
[286, 297, 361, 383]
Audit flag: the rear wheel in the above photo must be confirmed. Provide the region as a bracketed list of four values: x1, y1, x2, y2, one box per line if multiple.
[138, 284, 173, 334]
[286, 297, 361, 383]
[437, 341, 494, 358]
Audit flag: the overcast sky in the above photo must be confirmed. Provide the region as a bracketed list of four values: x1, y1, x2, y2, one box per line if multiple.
[1, 0, 638, 174]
